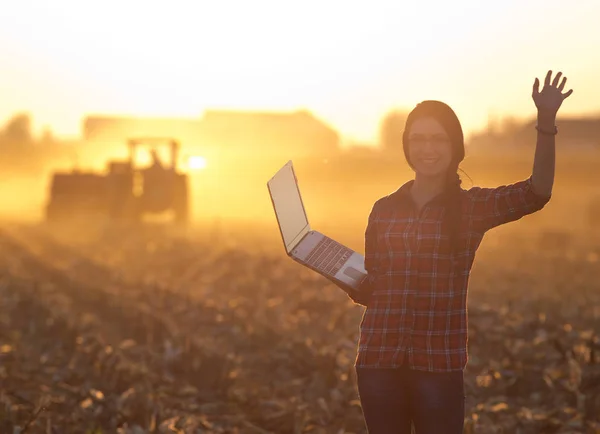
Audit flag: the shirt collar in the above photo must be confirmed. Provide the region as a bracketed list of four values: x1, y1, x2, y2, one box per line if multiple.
[390, 179, 447, 208]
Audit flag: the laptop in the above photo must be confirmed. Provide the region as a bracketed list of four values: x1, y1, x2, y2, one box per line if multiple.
[267, 160, 368, 293]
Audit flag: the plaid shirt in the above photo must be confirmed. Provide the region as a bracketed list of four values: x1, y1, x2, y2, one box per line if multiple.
[352, 177, 550, 372]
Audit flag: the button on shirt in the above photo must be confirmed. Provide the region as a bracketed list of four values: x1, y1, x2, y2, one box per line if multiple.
[351, 177, 550, 372]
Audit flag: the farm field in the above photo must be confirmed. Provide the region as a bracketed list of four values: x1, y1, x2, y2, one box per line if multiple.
[0, 218, 599, 433]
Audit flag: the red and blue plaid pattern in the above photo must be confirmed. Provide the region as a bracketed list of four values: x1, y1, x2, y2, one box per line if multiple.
[352, 177, 550, 372]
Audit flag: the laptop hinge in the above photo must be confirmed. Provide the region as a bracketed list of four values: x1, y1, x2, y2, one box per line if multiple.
[287, 224, 311, 254]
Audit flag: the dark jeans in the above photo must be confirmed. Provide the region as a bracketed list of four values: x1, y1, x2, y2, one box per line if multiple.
[356, 365, 465, 434]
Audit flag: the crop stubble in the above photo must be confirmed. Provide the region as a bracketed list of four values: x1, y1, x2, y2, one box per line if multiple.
[0, 222, 599, 433]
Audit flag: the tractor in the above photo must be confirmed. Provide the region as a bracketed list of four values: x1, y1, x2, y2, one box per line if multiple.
[45, 137, 189, 225]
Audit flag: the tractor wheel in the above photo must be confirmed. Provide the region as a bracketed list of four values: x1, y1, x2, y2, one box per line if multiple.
[587, 196, 600, 229]
[45, 202, 65, 224]
[114, 196, 142, 226]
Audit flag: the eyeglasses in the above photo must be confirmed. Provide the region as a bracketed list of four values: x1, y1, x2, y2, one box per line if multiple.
[408, 136, 450, 148]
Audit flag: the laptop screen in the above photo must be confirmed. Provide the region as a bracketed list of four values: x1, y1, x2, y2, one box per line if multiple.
[268, 161, 309, 252]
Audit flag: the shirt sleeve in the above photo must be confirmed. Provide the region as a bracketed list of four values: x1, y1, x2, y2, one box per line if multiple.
[347, 203, 379, 306]
[468, 177, 551, 232]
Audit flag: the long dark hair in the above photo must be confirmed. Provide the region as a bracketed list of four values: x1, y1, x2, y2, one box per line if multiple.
[401, 100, 466, 255]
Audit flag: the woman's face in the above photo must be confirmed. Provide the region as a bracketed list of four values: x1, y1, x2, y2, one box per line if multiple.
[406, 117, 453, 178]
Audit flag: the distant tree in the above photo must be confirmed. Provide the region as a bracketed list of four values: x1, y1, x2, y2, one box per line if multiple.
[1, 113, 34, 149]
[379, 110, 408, 151]
[40, 126, 55, 146]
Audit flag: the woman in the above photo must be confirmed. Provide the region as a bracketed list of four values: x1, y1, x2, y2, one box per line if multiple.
[350, 70, 573, 434]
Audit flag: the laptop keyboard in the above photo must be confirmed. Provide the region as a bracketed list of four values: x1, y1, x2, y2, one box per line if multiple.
[305, 237, 353, 276]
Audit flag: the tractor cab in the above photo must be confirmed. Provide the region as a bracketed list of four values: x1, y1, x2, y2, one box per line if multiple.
[123, 137, 188, 220]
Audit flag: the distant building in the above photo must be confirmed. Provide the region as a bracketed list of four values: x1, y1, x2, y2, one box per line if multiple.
[199, 109, 339, 157]
[513, 117, 600, 150]
[82, 116, 204, 143]
[81, 109, 340, 158]
[467, 116, 600, 152]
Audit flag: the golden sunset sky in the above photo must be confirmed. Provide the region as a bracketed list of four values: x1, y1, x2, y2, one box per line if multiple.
[1, 0, 599, 143]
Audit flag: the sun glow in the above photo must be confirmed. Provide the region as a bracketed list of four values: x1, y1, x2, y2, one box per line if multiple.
[188, 156, 207, 170]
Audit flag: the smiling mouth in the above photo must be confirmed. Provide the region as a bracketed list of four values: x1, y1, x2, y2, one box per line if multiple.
[420, 158, 439, 164]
